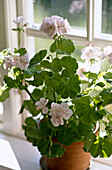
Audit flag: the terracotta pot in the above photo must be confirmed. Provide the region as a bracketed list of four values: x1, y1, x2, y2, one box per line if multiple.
[39, 120, 99, 170]
[44, 141, 91, 170]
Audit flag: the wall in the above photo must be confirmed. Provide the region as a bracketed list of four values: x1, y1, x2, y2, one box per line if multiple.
[0, 0, 6, 50]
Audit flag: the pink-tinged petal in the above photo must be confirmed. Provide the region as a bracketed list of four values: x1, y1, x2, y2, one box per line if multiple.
[42, 107, 48, 114]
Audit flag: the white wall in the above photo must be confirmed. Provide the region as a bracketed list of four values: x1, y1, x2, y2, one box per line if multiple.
[0, 0, 6, 50]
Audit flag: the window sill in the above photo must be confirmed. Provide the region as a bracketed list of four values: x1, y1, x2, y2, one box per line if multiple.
[0, 132, 112, 170]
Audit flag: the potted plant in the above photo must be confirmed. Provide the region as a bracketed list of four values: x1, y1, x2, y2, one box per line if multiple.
[1, 15, 112, 170]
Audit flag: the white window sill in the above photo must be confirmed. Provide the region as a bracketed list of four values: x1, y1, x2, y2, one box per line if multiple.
[0, 132, 112, 170]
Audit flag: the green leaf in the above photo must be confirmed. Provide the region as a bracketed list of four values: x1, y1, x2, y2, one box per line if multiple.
[4, 76, 16, 88]
[96, 82, 105, 87]
[50, 38, 75, 55]
[75, 122, 93, 137]
[39, 121, 52, 137]
[52, 58, 62, 72]
[90, 138, 103, 157]
[73, 96, 100, 124]
[50, 39, 58, 53]
[103, 72, 112, 79]
[0, 88, 10, 102]
[61, 56, 78, 74]
[102, 136, 112, 157]
[37, 138, 50, 156]
[86, 72, 97, 79]
[84, 133, 96, 152]
[20, 100, 40, 116]
[57, 75, 80, 98]
[100, 87, 112, 106]
[26, 127, 39, 138]
[57, 128, 75, 146]
[31, 71, 45, 87]
[97, 109, 107, 116]
[40, 60, 52, 69]
[31, 89, 44, 102]
[28, 50, 47, 68]
[45, 75, 59, 89]
[50, 143, 66, 158]
[14, 48, 27, 56]
[25, 117, 37, 127]
[26, 136, 37, 146]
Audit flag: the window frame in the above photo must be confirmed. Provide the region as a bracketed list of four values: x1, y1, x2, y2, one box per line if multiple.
[25, 0, 112, 47]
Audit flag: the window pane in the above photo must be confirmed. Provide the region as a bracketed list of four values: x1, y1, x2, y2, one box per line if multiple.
[102, 0, 112, 34]
[33, 0, 87, 29]
[94, 0, 112, 40]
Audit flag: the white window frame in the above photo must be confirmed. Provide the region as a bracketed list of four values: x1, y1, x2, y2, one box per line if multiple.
[1, 0, 24, 137]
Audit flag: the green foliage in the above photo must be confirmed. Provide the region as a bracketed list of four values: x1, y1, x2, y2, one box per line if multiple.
[0, 88, 10, 102]
[14, 48, 27, 56]
[49, 143, 66, 158]
[100, 87, 112, 106]
[39, 121, 52, 137]
[28, 50, 47, 68]
[84, 133, 96, 152]
[50, 38, 75, 55]
[2, 33, 112, 159]
[19, 100, 40, 116]
[61, 56, 78, 74]
[31, 89, 44, 101]
[57, 128, 75, 146]
[37, 138, 50, 156]
[57, 75, 80, 98]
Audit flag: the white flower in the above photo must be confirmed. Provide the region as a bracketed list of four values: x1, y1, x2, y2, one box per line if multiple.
[11, 53, 20, 67]
[13, 16, 29, 29]
[49, 103, 64, 127]
[4, 56, 13, 70]
[81, 46, 101, 61]
[39, 15, 70, 38]
[49, 102, 73, 127]
[19, 53, 29, 69]
[101, 46, 112, 64]
[77, 67, 86, 78]
[36, 98, 48, 114]
[60, 103, 73, 120]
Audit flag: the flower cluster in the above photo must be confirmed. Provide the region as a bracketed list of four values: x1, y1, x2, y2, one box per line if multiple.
[36, 98, 48, 114]
[13, 16, 29, 29]
[49, 103, 73, 127]
[81, 46, 101, 61]
[36, 98, 73, 127]
[40, 15, 71, 38]
[101, 45, 112, 64]
[4, 53, 29, 70]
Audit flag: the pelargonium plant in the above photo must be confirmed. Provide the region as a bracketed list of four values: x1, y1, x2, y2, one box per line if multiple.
[1, 15, 112, 159]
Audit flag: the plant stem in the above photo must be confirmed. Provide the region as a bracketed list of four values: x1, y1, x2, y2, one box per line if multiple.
[53, 88, 57, 102]
[25, 88, 35, 103]
[98, 121, 100, 137]
[18, 31, 21, 49]
[56, 39, 59, 58]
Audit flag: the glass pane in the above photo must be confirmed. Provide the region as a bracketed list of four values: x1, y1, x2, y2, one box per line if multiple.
[94, 0, 112, 40]
[33, 0, 87, 29]
[102, 0, 112, 34]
